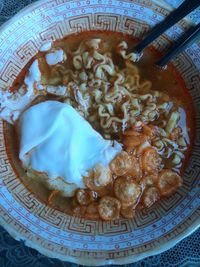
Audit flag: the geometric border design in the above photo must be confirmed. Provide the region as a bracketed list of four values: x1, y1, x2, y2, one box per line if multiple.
[0, 0, 199, 265]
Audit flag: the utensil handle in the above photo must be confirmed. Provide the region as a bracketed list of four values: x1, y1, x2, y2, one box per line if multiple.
[156, 22, 200, 67]
[134, 0, 200, 54]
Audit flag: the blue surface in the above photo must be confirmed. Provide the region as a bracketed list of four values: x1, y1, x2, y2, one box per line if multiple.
[0, 0, 200, 266]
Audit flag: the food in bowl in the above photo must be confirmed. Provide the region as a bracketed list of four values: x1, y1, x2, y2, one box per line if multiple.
[0, 31, 195, 221]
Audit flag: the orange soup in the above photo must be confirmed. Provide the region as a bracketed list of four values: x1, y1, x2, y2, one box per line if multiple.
[6, 31, 195, 220]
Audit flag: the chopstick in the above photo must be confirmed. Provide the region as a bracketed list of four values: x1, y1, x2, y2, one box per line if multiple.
[133, 0, 200, 54]
[156, 23, 200, 67]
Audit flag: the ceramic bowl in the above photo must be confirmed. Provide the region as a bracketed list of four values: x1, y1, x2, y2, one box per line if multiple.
[0, 0, 199, 265]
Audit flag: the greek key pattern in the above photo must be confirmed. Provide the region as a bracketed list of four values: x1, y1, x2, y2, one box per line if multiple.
[0, 0, 199, 264]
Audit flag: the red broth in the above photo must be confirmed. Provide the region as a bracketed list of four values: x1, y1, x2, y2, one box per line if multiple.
[8, 31, 195, 220]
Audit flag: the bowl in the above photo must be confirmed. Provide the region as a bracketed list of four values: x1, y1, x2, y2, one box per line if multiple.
[0, 0, 199, 265]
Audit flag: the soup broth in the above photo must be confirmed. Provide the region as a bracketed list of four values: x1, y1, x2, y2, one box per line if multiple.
[6, 31, 195, 220]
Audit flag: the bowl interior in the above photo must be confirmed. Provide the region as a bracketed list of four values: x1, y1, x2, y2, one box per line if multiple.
[0, 0, 199, 265]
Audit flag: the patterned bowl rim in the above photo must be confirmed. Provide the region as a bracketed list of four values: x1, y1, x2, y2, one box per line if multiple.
[3, 217, 200, 266]
[0, 0, 199, 265]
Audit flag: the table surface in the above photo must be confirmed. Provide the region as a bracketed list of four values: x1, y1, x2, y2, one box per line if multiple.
[0, 0, 200, 266]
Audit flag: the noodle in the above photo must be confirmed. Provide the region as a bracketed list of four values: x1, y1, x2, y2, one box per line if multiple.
[53, 38, 165, 137]
[2, 32, 192, 221]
